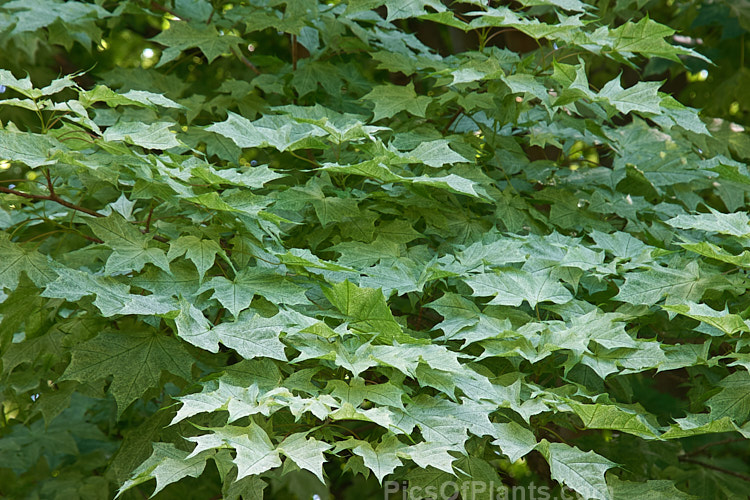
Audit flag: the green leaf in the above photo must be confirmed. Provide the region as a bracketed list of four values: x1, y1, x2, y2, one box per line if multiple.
[206, 112, 326, 152]
[607, 17, 708, 62]
[615, 261, 720, 305]
[537, 440, 617, 500]
[191, 163, 284, 188]
[706, 371, 750, 423]
[187, 424, 281, 479]
[402, 140, 470, 168]
[323, 280, 404, 340]
[425, 292, 480, 339]
[352, 436, 405, 483]
[362, 82, 431, 121]
[517, 0, 589, 12]
[152, 22, 243, 66]
[327, 377, 406, 410]
[0, 233, 57, 288]
[608, 477, 695, 500]
[680, 241, 750, 267]
[277, 433, 332, 482]
[102, 121, 181, 150]
[661, 302, 750, 335]
[465, 268, 573, 307]
[201, 267, 309, 318]
[85, 214, 171, 274]
[0, 129, 60, 168]
[405, 441, 459, 474]
[174, 298, 221, 352]
[212, 311, 288, 361]
[167, 235, 225, 281]
[491, 421, 537, 462]
[42, 267, 178, 317]
[598, 77, 662, 115]
[60, 330, 194, 415]
[116, 443, 209, 498]
[569, 403, 661, 439]
[667, 208, 750, 236]
[383, 0, 446, 21]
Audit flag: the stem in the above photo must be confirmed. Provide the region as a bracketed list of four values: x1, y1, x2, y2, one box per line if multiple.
[289, 151, 321, 167]
[483, 28, 514, 47]
[230, 47, 261, 75]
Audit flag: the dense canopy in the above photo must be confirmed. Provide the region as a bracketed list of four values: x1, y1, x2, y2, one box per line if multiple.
[1, 1, 750, 499]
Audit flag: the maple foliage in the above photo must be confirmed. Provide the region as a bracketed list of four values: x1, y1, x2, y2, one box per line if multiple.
[1, 1, 750, 499]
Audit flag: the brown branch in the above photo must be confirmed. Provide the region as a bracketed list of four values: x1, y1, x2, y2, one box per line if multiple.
[442, 106, 464, 134]
[145, 205, 155, 233]
[147, 232, 169, 244]
[230, 48, 261, 75]
[213, 307, 225, 325]
[291, 34, 298, 71]
[44, 168, 54, 195]
[0, 185, 103, 218]
[679, 456, 750, 482]
[1, 185, 170, 243]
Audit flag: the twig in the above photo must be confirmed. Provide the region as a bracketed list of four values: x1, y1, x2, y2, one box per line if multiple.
[230, 47, 260, 75]
[0, 185, 103, 218]
[679, 456, 750, 482]
[684, 438, 746, 457]
[148, 232, 169, 243]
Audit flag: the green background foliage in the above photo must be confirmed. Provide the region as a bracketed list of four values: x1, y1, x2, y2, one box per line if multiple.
[1, 1, 750, 499]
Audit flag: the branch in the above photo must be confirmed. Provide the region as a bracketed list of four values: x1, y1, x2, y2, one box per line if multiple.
[0, 185, 103, 218]
[679, 456, 750, 482]
[291, 34, 298, 71]
[145, 205, 155, 233]
[1, 185, 169, 243]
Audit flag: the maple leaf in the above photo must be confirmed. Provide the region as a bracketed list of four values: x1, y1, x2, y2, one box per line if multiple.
[60, 330, 194, 416]
[200, 267, 309, 318]
[362, 82, 431, 121]
[538, 440, 617, 500]
[116, 443, 209, 498]
[0, 233, 57, 288]
[465, 268, 573, 307]
[152, 21, 243, 66]
[187, 424, 282, 480]
[277, 433, 332, 482]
